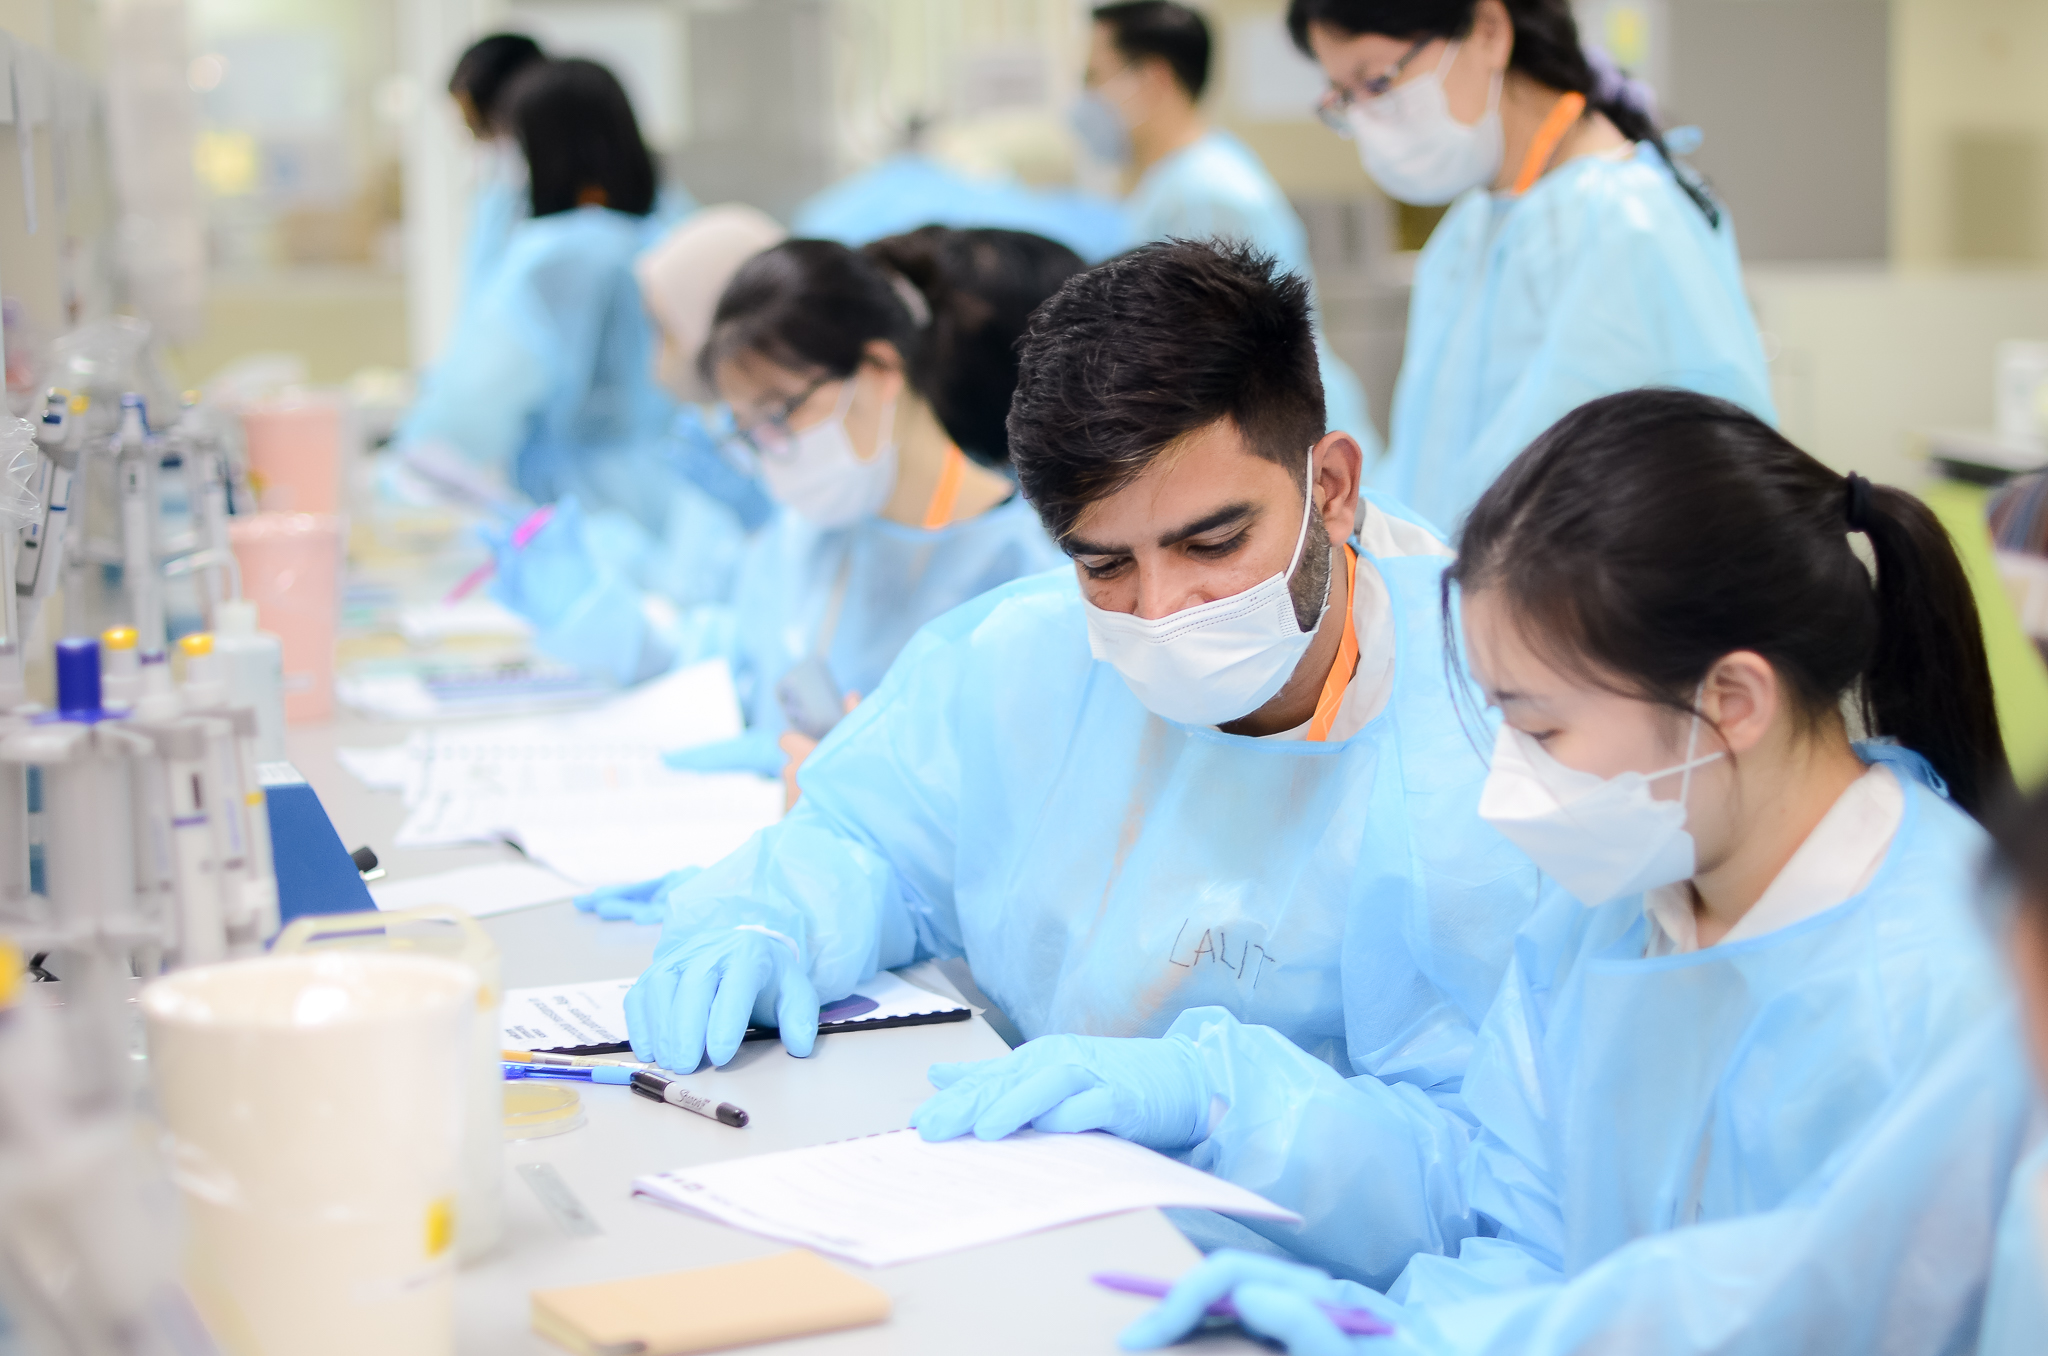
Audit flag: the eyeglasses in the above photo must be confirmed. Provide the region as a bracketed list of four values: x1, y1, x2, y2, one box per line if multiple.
[1314, 35, 1435, 134]
[725, 375, 839, 460]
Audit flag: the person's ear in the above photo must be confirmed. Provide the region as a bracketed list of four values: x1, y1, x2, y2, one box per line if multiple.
[1698, 652, 1778, 757]
[1310, 431, 1365, 544]
[1471, 0, 1515, 74]
[859, 339, 908, 404]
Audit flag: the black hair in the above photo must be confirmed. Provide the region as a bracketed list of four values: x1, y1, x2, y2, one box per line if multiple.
[1286, 0, 1718, 224]
[702, 228, 1085, 468]
[502, 58, 656, 218]
[1094, 2, 1212, 101]
[448, 33, 545, 131]
[1448, 389, 2015, 819]
[1007, 238, 1326, 547]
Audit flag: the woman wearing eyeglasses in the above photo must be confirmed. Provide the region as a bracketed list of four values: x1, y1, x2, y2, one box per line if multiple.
[527, 227, 1075, 848]
[1291, 0, 1774, 532]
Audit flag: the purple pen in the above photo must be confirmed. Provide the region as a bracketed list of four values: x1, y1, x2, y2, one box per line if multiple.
[1092, 1272, 1395, 1338]
[502, 1062, 636, 1085]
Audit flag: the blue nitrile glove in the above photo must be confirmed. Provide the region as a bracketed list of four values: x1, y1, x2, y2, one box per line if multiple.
[909, 1033, 1209, 1151]
[623, 926, 820, 1072]
[1118, 1250, 1406, 1354]
[481, 495, 597, 630]
[662, 728, 788, 777]
[573, 868, 702, 924]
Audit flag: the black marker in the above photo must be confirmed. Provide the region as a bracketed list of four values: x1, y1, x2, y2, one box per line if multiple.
[630, 1069, 749, 1127]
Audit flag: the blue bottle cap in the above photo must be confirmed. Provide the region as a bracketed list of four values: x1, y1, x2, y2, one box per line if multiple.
[54, 637, 104, 720]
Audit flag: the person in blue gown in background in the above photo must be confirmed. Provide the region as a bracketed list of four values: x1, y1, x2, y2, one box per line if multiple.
[1291, 0, 1773, 531]
[390, 58, 688, 529]
[917, 389, 2024, 1355]
[447, 32, 546, 310]
[478, 203, 789, 687]
[1076, 3, 1377, 457]
[793, 149, 1132, 266]
[508, 227, 1078, 839]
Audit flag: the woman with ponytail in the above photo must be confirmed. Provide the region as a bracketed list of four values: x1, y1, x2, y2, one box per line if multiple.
[935, 390, 2014, 1355]
[1287, 0, 1774, 531]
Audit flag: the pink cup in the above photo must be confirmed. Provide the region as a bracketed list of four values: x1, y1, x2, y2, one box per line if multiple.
[230, 513, 342, 723]
[242, 396, 343, 513]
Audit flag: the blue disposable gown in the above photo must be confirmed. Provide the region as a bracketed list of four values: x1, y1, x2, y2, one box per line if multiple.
[793, 153, 1132, 264]
[1193, 1002, 2039, 1355]
[711, 495, 1063, 744]
[1124, 130, 1378, 458]
[1376, 145, 1774, 532]
[547, 492, 1064, 738]
[394, 206, 678, 529]
[460, 145, 526, 308]
[1981, 1133, 2048, 1355]
[1155, 747, 2003, 1309]
[646, 497, 1540, 1076]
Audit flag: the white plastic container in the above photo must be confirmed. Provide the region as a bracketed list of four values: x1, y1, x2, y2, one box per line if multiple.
[211, 599, 287, 763]
[1995, 339, 2048, 447]
[271, 907, 506, 1262]
[142, 952, 475, 1356]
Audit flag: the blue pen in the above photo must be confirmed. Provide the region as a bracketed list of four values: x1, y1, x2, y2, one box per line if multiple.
[503, 1062, 635, 1085]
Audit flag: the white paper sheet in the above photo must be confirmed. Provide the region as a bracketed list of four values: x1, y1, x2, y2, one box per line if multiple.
[368, 862, 586, 917]
[367, 660, 779, 866]
[509, 788, 781, 886]
[500, 971, 970, 1052]
[397, 598, 534, 643]
[634, 1129, 1301, 1267]
[336, 741, 415, 792]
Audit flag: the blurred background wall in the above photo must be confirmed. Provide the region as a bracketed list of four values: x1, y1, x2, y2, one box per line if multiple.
[0, 0, 2043, 487]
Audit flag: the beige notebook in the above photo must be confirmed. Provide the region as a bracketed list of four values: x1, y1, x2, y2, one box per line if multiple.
[532, 1249, 891, 1355]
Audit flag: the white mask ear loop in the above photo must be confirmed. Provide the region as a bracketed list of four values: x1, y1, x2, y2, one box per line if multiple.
[1665, 684, 1724, 811]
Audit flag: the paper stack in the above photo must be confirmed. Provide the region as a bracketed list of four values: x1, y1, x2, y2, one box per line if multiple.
[339, 661, 783, 887]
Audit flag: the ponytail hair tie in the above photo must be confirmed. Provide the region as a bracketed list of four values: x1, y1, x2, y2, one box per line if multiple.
[1843, 472, 1874, 533]
[887, 271, 932, 329]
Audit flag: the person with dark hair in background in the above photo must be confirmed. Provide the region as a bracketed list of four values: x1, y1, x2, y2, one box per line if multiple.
[1289, 0, 1773, 532]
[538, 228, 1076, 900]
[1079, 2, 1376, 456]
[390, 57, 694, 528]
[447, 32, 546, 305]
[475, 206, 786, 705]
[955, 388, 2019, 1354]
[622, 240, 1541, 1207]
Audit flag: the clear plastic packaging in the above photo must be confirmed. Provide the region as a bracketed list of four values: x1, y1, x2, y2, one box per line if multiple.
[0, 416, 39, 531]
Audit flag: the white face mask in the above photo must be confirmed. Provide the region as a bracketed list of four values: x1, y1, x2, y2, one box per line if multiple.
[1344, 41, 1503, 206]
[756, 379, 898, 529]
[1478, 714, 1725, 908]
[1083, 451, 1328, 727]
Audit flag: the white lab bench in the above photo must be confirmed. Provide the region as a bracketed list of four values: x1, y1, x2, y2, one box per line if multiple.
[286, 713, 1258, 1355]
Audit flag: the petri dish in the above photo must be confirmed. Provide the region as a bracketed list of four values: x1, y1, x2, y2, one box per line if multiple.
[504, 1081, 586, 1140]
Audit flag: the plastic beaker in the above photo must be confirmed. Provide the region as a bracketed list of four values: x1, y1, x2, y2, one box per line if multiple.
[272, 907, 505, 1261]
[229, 513, 341, 723]
[242, 396, 343, 514]
[142, 952, 475, 1356]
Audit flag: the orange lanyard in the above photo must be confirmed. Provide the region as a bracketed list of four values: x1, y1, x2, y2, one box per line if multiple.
[921, 445, 968, 530]
[1305, 544, 1359, 744]
[1510, 91, 1586, 196]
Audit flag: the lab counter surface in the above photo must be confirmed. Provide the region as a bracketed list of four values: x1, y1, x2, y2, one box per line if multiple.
[286, 714, 1261, 1354]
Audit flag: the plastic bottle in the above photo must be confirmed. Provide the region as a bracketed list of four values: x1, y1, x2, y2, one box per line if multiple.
[99, 626, 140, 710]
[211, 599, 286, 763]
